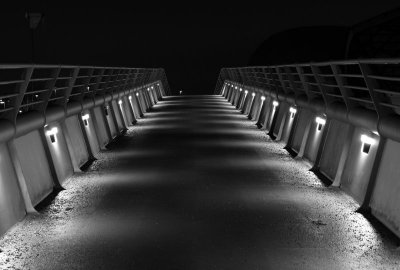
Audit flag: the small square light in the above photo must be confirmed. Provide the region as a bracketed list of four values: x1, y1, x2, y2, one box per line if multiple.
[361, 135, 375, 154]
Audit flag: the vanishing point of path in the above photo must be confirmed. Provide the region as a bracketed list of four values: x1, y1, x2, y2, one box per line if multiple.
[0, 95, 399, 269]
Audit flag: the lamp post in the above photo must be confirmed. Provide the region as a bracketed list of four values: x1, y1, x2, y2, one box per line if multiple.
[25, 12, 43, 63]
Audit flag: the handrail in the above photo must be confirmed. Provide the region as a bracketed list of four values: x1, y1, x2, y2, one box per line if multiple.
[215, 58, 400, 118]
[0, 64, 170, 123]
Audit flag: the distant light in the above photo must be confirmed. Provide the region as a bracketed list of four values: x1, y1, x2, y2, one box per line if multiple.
[261, 96, 266, 101]
[118, 100, 123, 105]
[315, 116, 326, 131]
[361, 135, 375, 154]
[157, 83, 160, 86]
[19, 110, 22, 114]
[86, 86, 90, 91]
[129, 95, 132, 100]
[46, 127, 58, 143]
[252, 92, 256, 97]
[180, 91, 183, 94]
[147, 88, 150, 91]
[151, 86, 154, 89]
[315, 117, 326, 125]
[361, 135, 375, 145]
[240, 88, 243, 91]
[136, 93, 139, 96]
[82, 114, 90, 126]
[245, 90, 248, 94]
[272, 101, 279, 107]
[235, 86, 238, 89]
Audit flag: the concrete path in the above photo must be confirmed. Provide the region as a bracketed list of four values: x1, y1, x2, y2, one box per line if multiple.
[1, 95, 399, 269]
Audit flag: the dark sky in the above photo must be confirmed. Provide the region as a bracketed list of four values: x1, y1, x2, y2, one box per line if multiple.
[0, 2, 399, 94]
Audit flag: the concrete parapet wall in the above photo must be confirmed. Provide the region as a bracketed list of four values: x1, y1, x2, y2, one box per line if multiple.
[0, 142, 25, 236]
[92, 106, 110, 148]
[340, 127, 379, 204]
[65, 115, 90, 168]
[0, 80, 161, 237]
[318, 119, 352, 181]
[14, 130, 54, 206]
[221, 68, 400, 238]
[371, 139, 400, 238]
[290, 107, 314, 153]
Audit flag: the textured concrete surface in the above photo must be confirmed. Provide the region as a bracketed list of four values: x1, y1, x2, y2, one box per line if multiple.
[1, 95, 399, 269]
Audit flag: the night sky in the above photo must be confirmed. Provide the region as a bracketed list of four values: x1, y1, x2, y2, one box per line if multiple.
[0, 2, 399, 94]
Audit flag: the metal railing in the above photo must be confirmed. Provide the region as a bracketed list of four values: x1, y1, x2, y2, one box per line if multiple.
[0, 64, 170, 123]
[215, 59, 400, 118]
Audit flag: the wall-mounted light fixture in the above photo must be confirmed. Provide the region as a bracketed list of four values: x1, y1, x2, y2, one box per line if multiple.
[272, 101, 279, 107]
[361, 135, 375, 154]
[289, 107, 297, 118]
[82, 114, 90, 126]
[46, 127, 58, 143]
[315, 117, 326, 131]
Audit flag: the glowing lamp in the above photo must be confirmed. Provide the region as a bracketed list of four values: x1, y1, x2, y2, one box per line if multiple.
[361, 135, 375, 154]
[129, 95, 132, 100]
[147, 88, 150, 91]
[252, 92, 256, 97]
[261, 96, 266, 101]
[82, 114, 90, 126]
[240, 88, 243, 92]
[46, 127, 58, 143]
[118, 100, 123, 105]
[289, 107, 297, 118]
[315, 117, 326, 131]
[245, 90, 248, 94]
[235, 86, 238, 89]
[151, 86, 154, 89]
[272, 101, 279, 107]
[136, 93, 139, 97]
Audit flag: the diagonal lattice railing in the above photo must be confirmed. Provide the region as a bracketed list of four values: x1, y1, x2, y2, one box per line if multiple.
[0, 65, 170, 124]
[215, 59, 400, 119]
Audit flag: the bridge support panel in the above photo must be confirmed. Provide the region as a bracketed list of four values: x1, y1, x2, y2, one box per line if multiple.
[81, 109, 101, 156]
[43, 123, 74, 185]
[0, 142, 25, 236]
[340, 127, 380, 204]
[64, 115, 90, 168]
[105, 103, 118, 138]
[93, 106, 112, 147]
[371, 138, 400, 238]
[14, 130, 54, 206]
[319, 119, 352, 181]
[289, 107, 314, 154]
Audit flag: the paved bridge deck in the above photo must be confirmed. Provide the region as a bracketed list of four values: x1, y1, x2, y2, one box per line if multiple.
[0, 95, 399, 269]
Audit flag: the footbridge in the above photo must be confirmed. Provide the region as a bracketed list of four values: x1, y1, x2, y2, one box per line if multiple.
[0, 61, 399, 268]
[215, 59, 400, 239]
